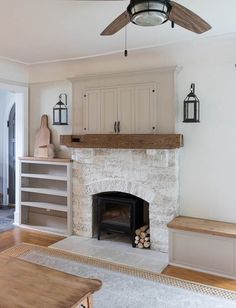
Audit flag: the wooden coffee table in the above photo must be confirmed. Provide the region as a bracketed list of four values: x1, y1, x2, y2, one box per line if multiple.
[0, 255, 102, 308]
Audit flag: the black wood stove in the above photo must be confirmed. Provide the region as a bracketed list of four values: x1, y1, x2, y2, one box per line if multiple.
[95, 192, 144, 247]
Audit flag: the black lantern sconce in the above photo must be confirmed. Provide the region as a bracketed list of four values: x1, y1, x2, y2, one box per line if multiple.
[53, 93, 68, 125]
[183, 83, 200, 123]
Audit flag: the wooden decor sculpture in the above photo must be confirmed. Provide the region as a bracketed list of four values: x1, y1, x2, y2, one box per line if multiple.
[34, 115, 55, 158]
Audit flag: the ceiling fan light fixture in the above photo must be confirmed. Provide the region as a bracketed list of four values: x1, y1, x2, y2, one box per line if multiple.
[128, 0, 169, 27]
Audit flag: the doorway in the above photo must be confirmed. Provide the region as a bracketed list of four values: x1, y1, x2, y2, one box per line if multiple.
[8, 104, 16, 207]
[0, 85, 28, 227]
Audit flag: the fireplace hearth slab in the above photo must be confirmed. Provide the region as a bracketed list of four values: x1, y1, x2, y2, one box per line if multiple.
[49, 235, 168, 274]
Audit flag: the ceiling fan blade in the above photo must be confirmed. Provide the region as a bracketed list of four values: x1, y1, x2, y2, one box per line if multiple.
[169, 1, 211, 34]
[101, 11, 130, 35]
[70, 0, 125, 2]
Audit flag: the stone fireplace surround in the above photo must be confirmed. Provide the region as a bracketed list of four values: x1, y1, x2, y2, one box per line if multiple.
[72, 148, 180, 253]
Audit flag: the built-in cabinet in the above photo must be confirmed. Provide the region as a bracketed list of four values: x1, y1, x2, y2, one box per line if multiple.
[19, 157, 72, 236]
[83, 83, 157, 134]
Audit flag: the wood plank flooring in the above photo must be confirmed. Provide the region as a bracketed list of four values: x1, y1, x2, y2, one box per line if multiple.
[162, 265, 236, 292]
[1, 227, 236, 292]
[0, 227, 64, 253]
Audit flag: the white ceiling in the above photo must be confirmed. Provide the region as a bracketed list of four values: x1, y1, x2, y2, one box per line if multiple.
[0, 0, 236, 64]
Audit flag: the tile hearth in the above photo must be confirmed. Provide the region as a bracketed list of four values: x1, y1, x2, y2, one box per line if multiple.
[50, 235, 168, 274]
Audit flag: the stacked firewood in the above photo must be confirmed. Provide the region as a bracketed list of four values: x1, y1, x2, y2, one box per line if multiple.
[134, 225, 150, 249]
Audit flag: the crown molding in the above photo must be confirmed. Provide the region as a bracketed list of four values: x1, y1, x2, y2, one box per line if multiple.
[0, 78, 28, 88]
[68, 66, 181, 83]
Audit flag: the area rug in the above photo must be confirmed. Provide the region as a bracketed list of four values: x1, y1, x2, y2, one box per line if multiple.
[3, 243, 236, 308]
[0, 217, 14, 232]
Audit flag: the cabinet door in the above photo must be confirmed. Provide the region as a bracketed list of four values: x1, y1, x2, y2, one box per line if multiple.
[117, 87, 134, 134]
[83, 90, 101, 134]
[101, 88, 117, 134]
[133, 84, 157, 134]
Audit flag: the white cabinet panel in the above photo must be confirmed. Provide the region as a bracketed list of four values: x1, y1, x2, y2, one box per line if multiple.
[134, 84, 156, 134]
[83, 90, 101, 134]
[83, 83, 157, 134]
[101, 88, 117, 134]
[117, 87, 134, 134]
[169, 229, 236, 279]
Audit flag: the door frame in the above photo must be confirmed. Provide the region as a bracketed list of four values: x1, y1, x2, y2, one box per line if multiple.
[3, 100, 15, 206]
[0, 82, 28, 224]
[8, 103, 16, 206]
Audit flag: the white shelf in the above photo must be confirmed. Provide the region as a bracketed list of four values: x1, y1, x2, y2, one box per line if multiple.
[19, 158, 72, 236]
[21, 173, 67, 181]
[21, 201, 67, 212]
[21, 187, 67, 197]
[20, 224, 67, 236]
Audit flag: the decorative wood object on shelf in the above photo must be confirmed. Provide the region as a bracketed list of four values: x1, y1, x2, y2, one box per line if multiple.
[18, 157, 72, 236]
[34, 115, 55, 158]
[60, 134, 184, 149]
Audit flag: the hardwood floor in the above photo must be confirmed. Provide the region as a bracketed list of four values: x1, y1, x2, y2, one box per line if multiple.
[1, 227, 236, 292]
[162, 265, 236, 292]
[0, 227, 64, 253]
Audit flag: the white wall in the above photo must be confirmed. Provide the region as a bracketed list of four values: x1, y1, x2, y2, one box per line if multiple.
[28, 33, 236, 223]
[0, 58, 28, 84]
[29, 81, 72, 157]
[176, 58, 236, 222]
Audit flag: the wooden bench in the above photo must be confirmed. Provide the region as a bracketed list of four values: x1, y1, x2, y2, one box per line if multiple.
[168, 216, 236, 279]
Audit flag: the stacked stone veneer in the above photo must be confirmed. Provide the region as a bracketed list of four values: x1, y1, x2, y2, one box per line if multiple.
[72, 148, 180, 252]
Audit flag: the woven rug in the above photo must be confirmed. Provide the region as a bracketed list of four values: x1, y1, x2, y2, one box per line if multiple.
[3, 243, 236, 308]
[0, 217, 14, 232]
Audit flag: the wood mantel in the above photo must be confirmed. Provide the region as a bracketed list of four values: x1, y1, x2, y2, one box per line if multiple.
[60, 134, 184, 149]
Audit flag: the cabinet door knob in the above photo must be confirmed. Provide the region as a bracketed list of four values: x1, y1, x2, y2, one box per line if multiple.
[114, 121, 117, 133]
[117, 121, 120, 133]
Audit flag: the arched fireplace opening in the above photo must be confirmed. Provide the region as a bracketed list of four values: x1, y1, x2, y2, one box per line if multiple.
[92, 191, 149, 248]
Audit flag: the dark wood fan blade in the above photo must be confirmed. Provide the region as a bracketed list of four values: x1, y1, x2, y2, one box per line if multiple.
[101, 11, 130, 35]
[73, 0, 125, 1]
[169, 1, 211, 34]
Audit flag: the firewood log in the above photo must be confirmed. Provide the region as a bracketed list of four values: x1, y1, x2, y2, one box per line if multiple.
[140, 225, 148, 232]
[140, 232, 146, 239]
[137, 243, 144, 249]
[145, 237, 150, 242]
[135, 235, 140, 241]
[144, 242, 150, 248]
[135, 229, 141, 236]
[140, 238, 145, 244]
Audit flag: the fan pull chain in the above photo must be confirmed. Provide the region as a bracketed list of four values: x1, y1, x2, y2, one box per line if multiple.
[124, 25, 128, 57]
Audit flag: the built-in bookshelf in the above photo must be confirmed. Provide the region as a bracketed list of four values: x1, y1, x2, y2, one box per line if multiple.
[19, 157, 72, 236]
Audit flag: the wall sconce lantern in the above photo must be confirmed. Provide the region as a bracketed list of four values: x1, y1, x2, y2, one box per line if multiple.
[53, 93, 68, 125]
[183, 83, 200, 123]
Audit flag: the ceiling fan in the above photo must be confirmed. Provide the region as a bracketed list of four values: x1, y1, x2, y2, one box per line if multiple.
[98, 0, 211, 36]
